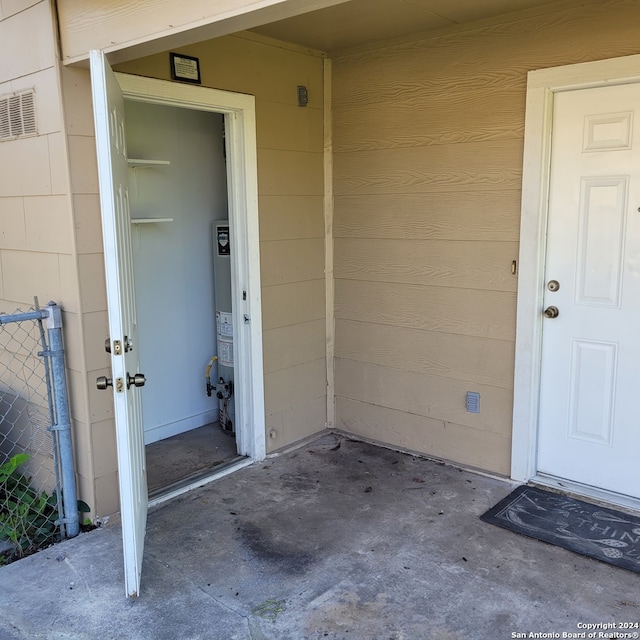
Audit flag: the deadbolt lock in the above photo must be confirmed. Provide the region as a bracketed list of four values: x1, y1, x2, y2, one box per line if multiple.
[547, 280, 560, 292]
[543, 306, 560, 319]
[104, 336, 132, 355]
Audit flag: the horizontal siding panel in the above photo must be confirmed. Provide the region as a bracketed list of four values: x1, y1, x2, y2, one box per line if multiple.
[260, 237, 325, 287]
[263, 318, 326, 373]
[332, 1, 640, 95]
[335, 357, 513, 436]
[335, 279, 516, 341]
[264, 357, 327, 415]
[334, 238, 518, 292]
[336, 397, 511, 476]
[258, 195, 324, 241]
[258, 149, 324, 196]
[334, 140, 523, 196]
[335, 318, 515, 389]
[256, 100, 323, 153]
[267, 395, 327, 453]
[333, 72, 525, 111]
[262, 279, 326, 330]
[334, 191, 520, 241]
[333, 87, 524, 152]
[334, 112, 524, 153]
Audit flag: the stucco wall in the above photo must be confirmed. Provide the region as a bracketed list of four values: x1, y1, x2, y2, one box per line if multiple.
[331, 0, 640, 475]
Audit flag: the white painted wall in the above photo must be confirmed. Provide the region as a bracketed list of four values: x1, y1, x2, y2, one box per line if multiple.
[123, 100, 228, 444]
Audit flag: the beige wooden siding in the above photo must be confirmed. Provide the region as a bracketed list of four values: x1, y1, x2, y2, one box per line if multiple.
[331, 0, 640, 475]
[0, 2, 108, 515]
[55, 0, 341, 64]
[113, 33, 328, 453]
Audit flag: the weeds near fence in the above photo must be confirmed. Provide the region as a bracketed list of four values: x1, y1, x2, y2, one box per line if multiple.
[1, 303, 80, 566]
[0, 453, 58, 564]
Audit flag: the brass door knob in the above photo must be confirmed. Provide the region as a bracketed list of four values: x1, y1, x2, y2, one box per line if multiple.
[543, 306, 559, 319]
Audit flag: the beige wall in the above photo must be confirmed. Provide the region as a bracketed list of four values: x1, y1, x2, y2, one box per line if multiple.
[331, 0, 640, 475]
[113, 33, 328, 452]
[2, 14, 328, 516]
[0, 1, 113, 516]
[55, 0, 345, 64]
[2, 19, 328, 515]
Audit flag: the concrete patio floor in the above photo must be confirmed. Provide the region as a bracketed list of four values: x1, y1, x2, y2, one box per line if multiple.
[1, 434, 638, 640]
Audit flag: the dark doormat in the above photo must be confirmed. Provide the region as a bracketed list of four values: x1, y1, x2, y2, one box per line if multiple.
[481, 485, 640, 574]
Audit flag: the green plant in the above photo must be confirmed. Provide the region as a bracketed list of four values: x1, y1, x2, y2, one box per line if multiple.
[0, 453, 59, 563]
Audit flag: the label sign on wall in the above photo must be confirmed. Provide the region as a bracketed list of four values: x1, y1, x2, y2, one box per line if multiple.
[216, 225, 230, 256]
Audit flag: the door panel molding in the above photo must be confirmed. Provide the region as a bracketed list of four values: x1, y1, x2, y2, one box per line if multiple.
[511, 53, 640, 491]
[91, 50, 148, 598]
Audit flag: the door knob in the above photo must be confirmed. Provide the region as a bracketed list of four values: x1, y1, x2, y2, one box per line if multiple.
[127, 373, 146, 389]
[543, 306, 559, 319]
[96, 376, 112, 390]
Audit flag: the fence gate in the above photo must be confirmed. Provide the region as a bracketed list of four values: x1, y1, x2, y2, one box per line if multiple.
[0, 301, 79, 564]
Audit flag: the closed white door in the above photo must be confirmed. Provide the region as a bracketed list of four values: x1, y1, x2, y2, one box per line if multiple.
[90, 50, 148, 597]
[537, 82, 640, 499]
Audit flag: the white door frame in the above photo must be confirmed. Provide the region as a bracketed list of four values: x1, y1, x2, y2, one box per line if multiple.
[115, 72, 266, 466]
[511, 53, 640, 510]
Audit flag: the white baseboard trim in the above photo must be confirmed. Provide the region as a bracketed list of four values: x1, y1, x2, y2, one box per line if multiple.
[144, 409, 219, 445]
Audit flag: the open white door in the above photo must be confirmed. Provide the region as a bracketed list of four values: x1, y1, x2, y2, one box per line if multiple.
[90, 50, 148, 597]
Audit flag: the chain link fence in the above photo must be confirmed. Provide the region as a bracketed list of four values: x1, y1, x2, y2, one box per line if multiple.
[0, 302, 78, 565]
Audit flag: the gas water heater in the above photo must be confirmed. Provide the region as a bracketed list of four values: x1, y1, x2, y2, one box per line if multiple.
[212, 221, 235, 434]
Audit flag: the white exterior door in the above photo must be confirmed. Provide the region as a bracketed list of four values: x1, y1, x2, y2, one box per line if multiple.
[90, 50, 148, 597]
[537, 83, 640, 499]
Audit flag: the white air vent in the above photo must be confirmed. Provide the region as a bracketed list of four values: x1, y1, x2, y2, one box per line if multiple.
[0, 90, 37, 141]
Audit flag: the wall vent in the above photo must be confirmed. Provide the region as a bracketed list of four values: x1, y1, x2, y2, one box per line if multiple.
[0, 90, 37, 141]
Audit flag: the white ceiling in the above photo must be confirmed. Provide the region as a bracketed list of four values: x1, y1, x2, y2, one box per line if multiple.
[251, 0, 553, 53]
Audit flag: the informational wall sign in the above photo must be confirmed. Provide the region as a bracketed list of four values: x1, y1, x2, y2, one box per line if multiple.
[169, 52, 201, 84]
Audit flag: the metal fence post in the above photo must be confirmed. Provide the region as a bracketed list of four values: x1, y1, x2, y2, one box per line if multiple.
[45, 302, 80, 538]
